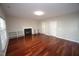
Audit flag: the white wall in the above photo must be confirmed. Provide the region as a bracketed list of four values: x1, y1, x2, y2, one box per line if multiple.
[39, 12, 79, 43]
[6, 12, 79, 43]
[56, 13, 79, 42]
[6, 17, 39, 38]
[0, 7, 5, 18]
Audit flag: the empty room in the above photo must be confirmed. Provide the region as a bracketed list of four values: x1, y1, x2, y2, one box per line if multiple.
[0, 3, 79, 56]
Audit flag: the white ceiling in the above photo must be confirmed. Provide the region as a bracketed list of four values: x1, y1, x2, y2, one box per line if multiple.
[1, 3, 79, 20]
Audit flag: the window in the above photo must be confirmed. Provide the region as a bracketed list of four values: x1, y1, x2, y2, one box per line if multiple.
[0, 17, 6, 30]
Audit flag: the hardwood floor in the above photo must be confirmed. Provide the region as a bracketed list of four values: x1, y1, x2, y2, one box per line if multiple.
[6, 34, 79, 56]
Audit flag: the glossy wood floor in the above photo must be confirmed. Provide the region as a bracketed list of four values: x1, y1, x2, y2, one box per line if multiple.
[6, 34, 79, 56]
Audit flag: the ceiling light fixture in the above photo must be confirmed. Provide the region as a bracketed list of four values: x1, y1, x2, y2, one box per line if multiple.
[34, 11, 44, 16]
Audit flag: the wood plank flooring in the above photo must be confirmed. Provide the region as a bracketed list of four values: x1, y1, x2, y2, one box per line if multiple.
[6, 34, 79, 56]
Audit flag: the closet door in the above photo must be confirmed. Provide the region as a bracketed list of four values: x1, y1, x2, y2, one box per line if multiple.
[0, 17, 7, 51]
[41, 22, 48, 35]
[48, 21, 57, 36]
[41, 22, 46, 34]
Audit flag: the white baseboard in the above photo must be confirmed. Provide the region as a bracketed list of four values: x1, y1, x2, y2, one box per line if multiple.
[55, 36, 79, 43]
[42, 33, 79, 43]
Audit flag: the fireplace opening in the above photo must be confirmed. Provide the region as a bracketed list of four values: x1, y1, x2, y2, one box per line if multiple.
[24, 28, 32, 36]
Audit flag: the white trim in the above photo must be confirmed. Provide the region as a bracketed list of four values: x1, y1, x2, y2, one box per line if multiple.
[0, 38, 9, 56]
[3, 38, 9, 56]
[55, 36, 79, 43]
[42, 33, 79, 43]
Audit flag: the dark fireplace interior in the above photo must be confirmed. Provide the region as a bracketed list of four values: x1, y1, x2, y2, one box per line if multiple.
[24, 28, 32, 36]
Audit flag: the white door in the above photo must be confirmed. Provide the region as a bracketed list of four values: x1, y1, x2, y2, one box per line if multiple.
[48, 21, 57, 36]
